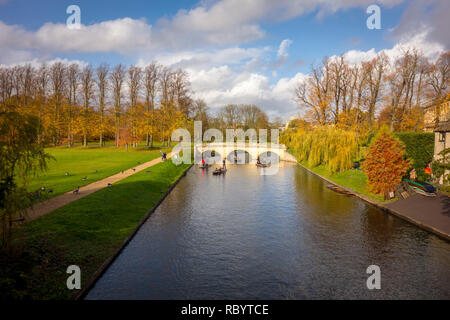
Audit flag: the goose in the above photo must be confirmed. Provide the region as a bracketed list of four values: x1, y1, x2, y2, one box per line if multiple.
[73, 186, 80, 195]
[82, 176, 87, 181]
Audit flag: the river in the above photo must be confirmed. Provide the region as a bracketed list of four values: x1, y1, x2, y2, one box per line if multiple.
[86, 163, 450, 299]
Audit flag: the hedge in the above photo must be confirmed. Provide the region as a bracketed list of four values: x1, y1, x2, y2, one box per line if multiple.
[394, 132, 434, 181]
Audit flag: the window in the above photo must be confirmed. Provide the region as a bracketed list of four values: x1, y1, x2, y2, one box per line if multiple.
[438, 132, 446, 142]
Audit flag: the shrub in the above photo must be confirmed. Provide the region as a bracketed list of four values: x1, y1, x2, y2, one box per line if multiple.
[394, 132, 434, 181]
[363, 127, 411, 195]
[432, 147, 450, 185]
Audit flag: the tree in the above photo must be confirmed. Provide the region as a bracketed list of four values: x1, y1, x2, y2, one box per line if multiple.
[66, 63, 79, 147]
[96, 64, 109, 147]
[49, 62, 66, 146]
[110, 64, 126, 147]
[143, 62, 160, 147]
[192, 99, 210, 130]
[80, 65, 94, 147]
[127, 65, 142, 147]
[362, 127, 411, 195]
[0, 109, 51, 251]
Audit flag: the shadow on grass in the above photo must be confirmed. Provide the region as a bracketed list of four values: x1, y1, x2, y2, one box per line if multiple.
[1, 162, 190, 300]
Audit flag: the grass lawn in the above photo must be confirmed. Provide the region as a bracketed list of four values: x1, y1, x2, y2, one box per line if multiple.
[25, 145, 171, 201]
[286, 149, 385, 202]
[1, 160, 190, 300]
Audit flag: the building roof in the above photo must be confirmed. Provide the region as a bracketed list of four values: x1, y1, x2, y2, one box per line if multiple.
[434, 120, 450, 132]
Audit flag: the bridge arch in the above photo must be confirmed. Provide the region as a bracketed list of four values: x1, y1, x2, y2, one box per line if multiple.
[201, 149, 222, 164]
[258, 151, 280, 164]
[226, 150, 252, 164]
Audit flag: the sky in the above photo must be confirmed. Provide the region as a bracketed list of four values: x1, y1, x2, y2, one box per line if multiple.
[0, 0, 448, 120]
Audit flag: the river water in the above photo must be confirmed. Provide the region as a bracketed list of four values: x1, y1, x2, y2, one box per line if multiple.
[86, 163, 450, 299]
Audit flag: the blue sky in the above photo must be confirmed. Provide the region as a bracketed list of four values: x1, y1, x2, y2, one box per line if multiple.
[0, 0, 448, 119]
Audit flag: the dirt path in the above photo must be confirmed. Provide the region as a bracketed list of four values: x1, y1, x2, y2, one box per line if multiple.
[26, 153, 172, 221]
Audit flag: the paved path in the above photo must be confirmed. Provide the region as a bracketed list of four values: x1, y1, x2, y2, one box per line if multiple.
[385, 192, 450, 240]
[26, 153, 172, 221]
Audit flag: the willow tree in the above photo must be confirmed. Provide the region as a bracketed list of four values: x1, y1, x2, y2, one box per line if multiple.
[0, 110, 52, 251]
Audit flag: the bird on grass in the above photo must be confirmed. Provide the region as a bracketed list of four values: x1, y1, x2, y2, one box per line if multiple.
[48, 189, 53, 193]
[65, 172, 69, 176]
[107, 183, 112, 188]
[73, 186, 80, 195]
[40, 186, 46, 191]
[132, 168, 136, 172]
[82, 176, 87, 181]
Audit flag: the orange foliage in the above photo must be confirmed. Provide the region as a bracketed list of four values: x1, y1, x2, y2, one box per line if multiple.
[362, 127, 411, 194]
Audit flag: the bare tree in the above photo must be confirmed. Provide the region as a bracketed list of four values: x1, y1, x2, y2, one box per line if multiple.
[96, 64, 109, 147]
[66, 64, 79, 147]
[80, 65, 94, 147]
[110, 64, 126, 147]
[171, 68, 191, 118]
[427, 51, 450, 125]
[159, 66, 173, 104]
[127, 65, 142, 147]
[143, 62, 160, 147]
[49, 62, 66, 145]
[295, 59, 332, 125]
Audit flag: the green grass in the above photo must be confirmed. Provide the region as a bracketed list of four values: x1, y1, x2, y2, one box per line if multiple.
[300, 161, 385, 202]
[286, 149, 385, 202]
[25, 145, 171, 201]
[1, 160, 190, 300]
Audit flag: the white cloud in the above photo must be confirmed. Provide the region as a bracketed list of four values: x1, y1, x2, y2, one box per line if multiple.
[0, 0, 407, 63]
[333, 28, 445, 66]
[277, 39, 293, 58]
[0, 18, 153, 57]
[138, 46, 270, 71]
[188, 64, 308, 119]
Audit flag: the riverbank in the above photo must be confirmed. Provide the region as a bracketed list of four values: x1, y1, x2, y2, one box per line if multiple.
[0, 160, 191, 299]
[289, 156, 450, 241]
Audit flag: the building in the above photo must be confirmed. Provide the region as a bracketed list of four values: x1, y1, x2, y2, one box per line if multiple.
[434, 119, 449, 185]
[424, 100, 450, 132]
[285, 116, 297, 129]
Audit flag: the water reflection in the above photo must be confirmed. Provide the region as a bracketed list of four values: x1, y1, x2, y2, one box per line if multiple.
[86, 163, 450, 300]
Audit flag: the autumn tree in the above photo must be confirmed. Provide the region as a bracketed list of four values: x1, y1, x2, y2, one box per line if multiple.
[49, 62, 66, 145]
[127, 65, 142, 147]
[66, 63, 79, 147]
[362, 127, 411, 195]
[96, 64, 109, 147]
[143, 62, 160, 147]
[111, 64, 126, 147]
[80, 65, 94, 147]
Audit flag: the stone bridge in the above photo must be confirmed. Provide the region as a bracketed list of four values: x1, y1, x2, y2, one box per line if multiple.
[194, 142, 295, 164]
